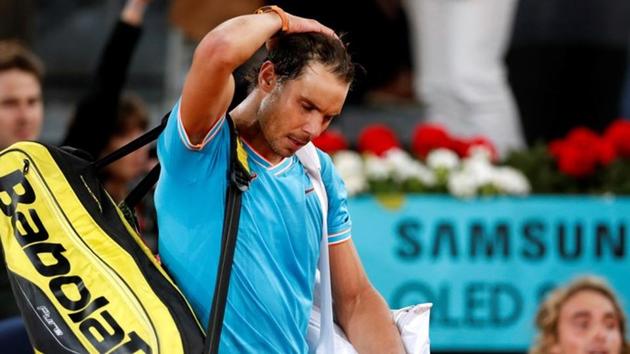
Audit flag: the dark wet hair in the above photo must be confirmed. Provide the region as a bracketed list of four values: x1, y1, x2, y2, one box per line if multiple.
[245, 32, 356, 90]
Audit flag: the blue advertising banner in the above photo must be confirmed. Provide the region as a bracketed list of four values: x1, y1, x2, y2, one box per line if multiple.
[349, 195, 630, 351]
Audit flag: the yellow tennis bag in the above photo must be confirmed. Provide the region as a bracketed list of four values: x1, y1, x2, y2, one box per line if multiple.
[0, 120, 206, 353]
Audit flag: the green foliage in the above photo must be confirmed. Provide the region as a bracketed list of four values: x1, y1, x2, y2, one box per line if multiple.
[601, 158, 630, 194]
[504, 143, 629, 194]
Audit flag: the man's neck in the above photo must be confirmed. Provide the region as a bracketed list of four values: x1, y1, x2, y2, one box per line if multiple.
[230, 92, 284, 165]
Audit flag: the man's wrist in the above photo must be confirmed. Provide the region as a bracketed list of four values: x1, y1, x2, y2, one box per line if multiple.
[255, 5, 289, 33]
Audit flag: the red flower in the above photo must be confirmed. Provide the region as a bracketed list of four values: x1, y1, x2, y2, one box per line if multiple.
[411, 123, 452, 158]
[556, 143, 599, 177]
[564, 126, 619, 166]
[450, 138, 470, 157]
[549, 127, 604, 177]
[312, 130, 348, 154]
[548, 139, 565, 159]
[357, 124, 400, 156]
[604, 119, 630, 158]
[566, 126, 600, 148]
[598, 139, 617, 166]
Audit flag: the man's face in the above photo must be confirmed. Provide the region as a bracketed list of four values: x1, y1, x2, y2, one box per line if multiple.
[0, 69, 43, 150]
[551, 290, 623, 354]
[257, 62, 349, 158]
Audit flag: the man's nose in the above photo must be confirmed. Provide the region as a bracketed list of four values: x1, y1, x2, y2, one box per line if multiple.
[17, 103, 37, 122]
[302, 116, 323, 138]
[592, 325, 608, 343]
[15, 104, 30, 123]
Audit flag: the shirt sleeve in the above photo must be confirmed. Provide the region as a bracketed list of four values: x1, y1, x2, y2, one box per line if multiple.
[318, 149, 352, 245]
[157, 98, 229, 184]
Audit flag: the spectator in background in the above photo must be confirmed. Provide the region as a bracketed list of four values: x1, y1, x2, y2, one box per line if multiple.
[404, 0, 525, 157]
[0, 41, 44, 352]
[0, 40, 44, 151]
[0, 39, 44, 321]
[507, 0, 630, 145]
[530, 276, 630, 354]
[62, 0, 151, 203]
[1, 1, 154, 350]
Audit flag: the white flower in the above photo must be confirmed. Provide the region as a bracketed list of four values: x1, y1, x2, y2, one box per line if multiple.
[408, 161, 437, 186]
[333, 150, 367, 196]
[384, 148, 415, 166]
[447, 170, 478, 198]
[491, 167, 531, 195]
[364, 154, 392, 181]
[385, 148, 418, 181]
[342, 175, 367, 196]
[333, 146, 530, 198]
[334, 150, 364, 173]
[461, 158, 494, 186]
[468, 145, 493, 162]
[426, 148, 460, 171]
[383, 148, 437, 187]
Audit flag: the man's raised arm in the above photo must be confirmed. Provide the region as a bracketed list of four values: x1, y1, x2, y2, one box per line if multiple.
[180, 8, 337, 145]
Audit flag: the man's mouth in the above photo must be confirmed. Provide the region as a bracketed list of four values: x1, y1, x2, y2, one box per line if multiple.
[15, 129, 34, 140]
[288, 136, 308, 148]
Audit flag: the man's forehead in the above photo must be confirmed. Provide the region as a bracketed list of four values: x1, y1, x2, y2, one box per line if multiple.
[0, 69, 42, 95]
[562, 290, 618, 318]
[290, 64, 349, 108]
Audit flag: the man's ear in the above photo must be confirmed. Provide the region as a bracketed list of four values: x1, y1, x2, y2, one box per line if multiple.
[258, 61, 277, 93]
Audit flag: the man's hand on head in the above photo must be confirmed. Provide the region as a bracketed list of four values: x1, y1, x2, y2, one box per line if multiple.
[265, 13, 340, 51]
[284, 14, 338, 38]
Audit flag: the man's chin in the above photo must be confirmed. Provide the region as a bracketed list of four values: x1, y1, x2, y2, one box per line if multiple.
[281, 147, 297, 157]
[269, 145, 294, 159]
[15, 131, 37, 141]
[286, 144, 308, 156]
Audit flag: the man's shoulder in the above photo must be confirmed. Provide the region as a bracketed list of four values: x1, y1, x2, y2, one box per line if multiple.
[160, 100, 230, 154]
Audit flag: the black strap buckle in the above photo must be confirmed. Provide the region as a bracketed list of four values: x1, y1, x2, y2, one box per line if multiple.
[230, 164, 251, 192]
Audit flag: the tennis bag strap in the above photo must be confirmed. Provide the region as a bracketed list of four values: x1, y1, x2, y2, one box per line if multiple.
[204, 115, 251, 354]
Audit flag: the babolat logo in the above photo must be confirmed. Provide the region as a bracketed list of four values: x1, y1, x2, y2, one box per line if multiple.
[0, 167, 152, 353]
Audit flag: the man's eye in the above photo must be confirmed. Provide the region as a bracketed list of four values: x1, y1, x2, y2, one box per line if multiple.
[573, 319, 589, 330]
[302, 104, 315, 112]
[28, 97, 41, 106]
[604, 318, 619, 330]
[1, 100, 18, 108]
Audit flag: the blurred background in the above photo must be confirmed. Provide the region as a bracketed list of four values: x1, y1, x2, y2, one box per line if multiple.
[1, 0, 630, 353]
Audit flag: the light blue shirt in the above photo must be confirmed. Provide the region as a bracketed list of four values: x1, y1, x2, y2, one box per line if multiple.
[155, 101, 352, 353]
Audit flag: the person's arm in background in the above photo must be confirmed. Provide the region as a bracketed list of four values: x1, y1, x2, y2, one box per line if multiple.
[330, 240, 406, 354]
[62, 0, 150, 157]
